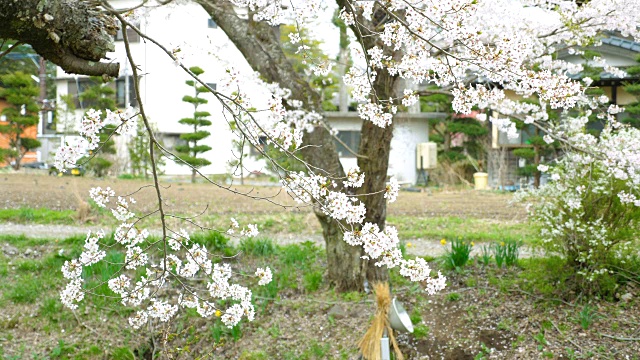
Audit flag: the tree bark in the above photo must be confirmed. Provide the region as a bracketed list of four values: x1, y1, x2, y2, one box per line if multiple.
[0, 0, 119, 77]
[199, 0, 397, 291]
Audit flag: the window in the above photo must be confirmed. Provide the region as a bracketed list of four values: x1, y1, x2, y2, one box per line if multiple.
[498, 124, 537, 147]
[208, 19, 218, 28]
[67, 78, 101, 109]
[161, 133, 187, 152]
[335, 131, 361, 157]
[115, 22, 140, 42]
[116, 76, 137, 107]
[249, 136, 268, 156]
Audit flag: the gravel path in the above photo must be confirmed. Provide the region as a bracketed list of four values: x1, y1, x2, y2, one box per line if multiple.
[0, 223, 542, 258]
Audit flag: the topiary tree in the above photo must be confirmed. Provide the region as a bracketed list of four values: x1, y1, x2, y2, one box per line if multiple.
[0, 71, 41, 169]
[78, 78, 117, 177]
[176, 66, 212, 183]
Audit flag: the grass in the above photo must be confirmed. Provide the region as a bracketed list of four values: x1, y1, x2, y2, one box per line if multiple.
[388, 215, 540, 244]
[2, 223, 638, 358]
[0, 207, 76, 224]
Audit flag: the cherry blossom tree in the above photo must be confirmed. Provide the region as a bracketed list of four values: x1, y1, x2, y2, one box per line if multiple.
[2, 0, 640, 333]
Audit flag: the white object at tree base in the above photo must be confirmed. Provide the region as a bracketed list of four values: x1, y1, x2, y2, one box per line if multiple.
[388, 298, 413, 333]
[381, 329, 391, 360]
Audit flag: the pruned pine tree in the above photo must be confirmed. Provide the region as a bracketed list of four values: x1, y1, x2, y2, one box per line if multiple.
[0, 72, 41, 169]
[176, 66, 212, 183]
[421, 92, 489, 183]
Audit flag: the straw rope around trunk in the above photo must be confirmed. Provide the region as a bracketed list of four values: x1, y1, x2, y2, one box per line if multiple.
[358, 282, 404, 360]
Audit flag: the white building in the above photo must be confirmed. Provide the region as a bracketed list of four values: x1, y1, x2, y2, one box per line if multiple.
[52, 0, 439, 184]
[54, 0, 267, 177]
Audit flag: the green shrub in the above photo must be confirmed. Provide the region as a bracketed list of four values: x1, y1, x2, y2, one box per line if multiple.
[516, 140, 640, 290]
[239, 238, 276, 256]
[192, 231, 235, 256]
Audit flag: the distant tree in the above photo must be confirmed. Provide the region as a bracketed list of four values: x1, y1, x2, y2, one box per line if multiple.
[279, 25, 340, 111]
[128, 119, 164, 179]
[0, 42, 57, 99]
[78, 78, 117, 177]
[176, 66, 212, 183]
[0, 71, 41, 169]
[421, 92, 489, 182]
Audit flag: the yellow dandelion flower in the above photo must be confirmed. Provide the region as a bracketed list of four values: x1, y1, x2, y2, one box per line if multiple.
[406, 242, 413, 248]
[440, 239, 447, 246]
[500, 242, 505, 246]
[215, 310, 222, 317]
[470, 242, 475, 246]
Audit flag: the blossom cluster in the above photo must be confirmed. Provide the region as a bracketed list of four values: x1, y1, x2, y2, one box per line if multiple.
[54, 106, 138, 171]
[283, 169, 444, 291]
[60, 187, 272, 329]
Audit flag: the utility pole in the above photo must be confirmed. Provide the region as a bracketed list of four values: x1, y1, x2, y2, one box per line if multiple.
[39, 57, 48, 134]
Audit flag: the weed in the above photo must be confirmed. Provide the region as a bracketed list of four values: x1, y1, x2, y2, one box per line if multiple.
[240, 351, 269, 360]
[5, 275, 43, 303]
[443, 237, 473, 269]
[303, 270, 323, 292]
[504, 240, 522, 266]
[267, 324, 281, 338]
[111, 347, 136, 360]
[413, 324, 430, 339]
[0, 208, 75, 224]
[447, 292, 461, 301]
[479, 244, 492, 266]
[577, 304, 598, 330]
[492, 240, 522, 268]
[387, 215, 540, 245]
[410, 308, 422, 324]
[327, 314, 336, 327]
[474, 343, 491, 360]
[533, 332, 547, 351]
[342, 291, 365, 302]
[279, 241, 319, 267]
[50, 340, 75, 359]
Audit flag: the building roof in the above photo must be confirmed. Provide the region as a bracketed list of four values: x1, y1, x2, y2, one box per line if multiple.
[601, 36, 640, 53]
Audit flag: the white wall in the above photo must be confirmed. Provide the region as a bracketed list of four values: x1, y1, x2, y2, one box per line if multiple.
[327, 114, 432, 184]
[389, 118, 430, 184]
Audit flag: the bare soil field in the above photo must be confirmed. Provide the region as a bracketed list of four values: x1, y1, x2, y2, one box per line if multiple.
[0, 173, 525, 220]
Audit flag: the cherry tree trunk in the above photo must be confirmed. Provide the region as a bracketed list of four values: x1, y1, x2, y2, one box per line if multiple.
[200, 0, 397, 291]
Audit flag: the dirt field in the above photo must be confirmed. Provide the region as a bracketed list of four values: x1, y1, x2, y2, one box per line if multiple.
[0, 173, 525, 220]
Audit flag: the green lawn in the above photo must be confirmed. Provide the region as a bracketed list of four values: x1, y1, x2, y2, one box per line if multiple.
[0, 208, 76, 224]
[388, 215, 541, 245]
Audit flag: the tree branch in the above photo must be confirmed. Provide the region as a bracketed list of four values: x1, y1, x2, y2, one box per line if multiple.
[0, 0, 120, 77]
